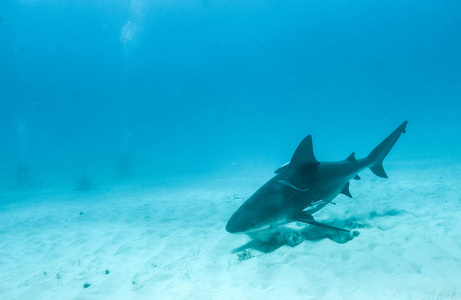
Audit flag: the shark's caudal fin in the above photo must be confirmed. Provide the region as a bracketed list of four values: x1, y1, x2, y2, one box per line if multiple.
[367, 121, 408, 178]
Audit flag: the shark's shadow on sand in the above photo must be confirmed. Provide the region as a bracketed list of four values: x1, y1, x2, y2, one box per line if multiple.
[232, 221, 359, 254]
[233, 209, 410, 253]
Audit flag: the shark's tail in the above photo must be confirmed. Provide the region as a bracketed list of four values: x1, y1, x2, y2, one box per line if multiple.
[367, 121, 408, 178]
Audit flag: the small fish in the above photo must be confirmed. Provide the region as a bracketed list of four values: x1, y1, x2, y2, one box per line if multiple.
[277, 180, 309, 192]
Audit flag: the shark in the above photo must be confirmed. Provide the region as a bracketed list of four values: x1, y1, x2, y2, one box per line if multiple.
[226, 121, 408, 234]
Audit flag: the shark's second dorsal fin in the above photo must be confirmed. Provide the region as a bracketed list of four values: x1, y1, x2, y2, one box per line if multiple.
[341, 182, 353, 198]
[290, 135, 319, 168]
[346, 152, 356, 162]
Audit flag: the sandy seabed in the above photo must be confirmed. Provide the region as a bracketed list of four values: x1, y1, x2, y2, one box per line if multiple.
[1, 161, 460, 300]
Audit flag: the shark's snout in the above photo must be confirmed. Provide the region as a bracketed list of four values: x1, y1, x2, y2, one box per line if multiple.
[225, 215, 243, 233]
[225, 220, 239, 233]
[226, 210, 252, 233]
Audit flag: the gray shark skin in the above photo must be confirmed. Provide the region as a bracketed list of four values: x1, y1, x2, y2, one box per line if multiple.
[226, 121, 408, 234]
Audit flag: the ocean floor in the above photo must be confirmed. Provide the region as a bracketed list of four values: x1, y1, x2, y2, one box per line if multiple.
[1, 160, 460, 299]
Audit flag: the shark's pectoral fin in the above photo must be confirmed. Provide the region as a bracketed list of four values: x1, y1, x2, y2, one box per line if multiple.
[292, 212, 349, 232]
[353, 174, 361, 180]
[340, 182, 353, 198]
[278, 180, 309, 192]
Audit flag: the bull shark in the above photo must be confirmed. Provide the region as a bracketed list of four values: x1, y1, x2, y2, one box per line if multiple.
[226, 121, 408, 234]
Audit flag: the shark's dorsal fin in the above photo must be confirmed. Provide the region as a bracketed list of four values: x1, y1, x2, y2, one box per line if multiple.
[353, 174, 361, 180]
[341, 182, 353, 198]
[346, 152, 356, 162]
[290, 135, 319, 168]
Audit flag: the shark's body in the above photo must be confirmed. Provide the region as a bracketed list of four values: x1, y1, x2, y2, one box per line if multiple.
[226, 121, 408, 233]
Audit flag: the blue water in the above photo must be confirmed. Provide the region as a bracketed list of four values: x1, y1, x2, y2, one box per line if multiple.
[2, 2, 461, 299]
[0, 0, 460, 185]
